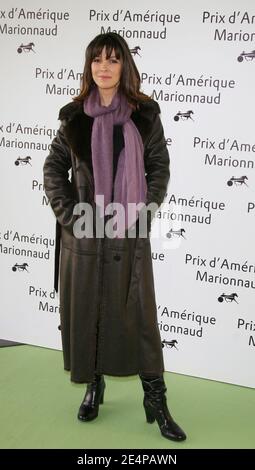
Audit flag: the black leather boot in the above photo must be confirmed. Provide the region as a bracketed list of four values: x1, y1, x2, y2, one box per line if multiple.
[77, 374, 105, 421]
[139, 375, 186, 441]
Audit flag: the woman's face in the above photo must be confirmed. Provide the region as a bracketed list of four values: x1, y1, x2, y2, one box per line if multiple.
[91, 46, 122, 94]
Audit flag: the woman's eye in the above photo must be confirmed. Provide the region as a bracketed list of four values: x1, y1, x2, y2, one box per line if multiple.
[93, 58, 100, 62]
[110, 59, 118, 63]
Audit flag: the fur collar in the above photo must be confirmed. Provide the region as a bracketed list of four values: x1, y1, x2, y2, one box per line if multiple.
[58, 97, 160, 162]
[58, 97, 160, 123]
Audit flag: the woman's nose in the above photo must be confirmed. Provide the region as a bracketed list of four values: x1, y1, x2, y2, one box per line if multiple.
[100, 61, 108, 70]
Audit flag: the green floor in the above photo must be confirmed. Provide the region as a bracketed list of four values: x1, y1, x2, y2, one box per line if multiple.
[0, 345, 254, 449]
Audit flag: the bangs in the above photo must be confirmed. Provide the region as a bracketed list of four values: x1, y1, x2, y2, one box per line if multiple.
[90, 37, 123, 61]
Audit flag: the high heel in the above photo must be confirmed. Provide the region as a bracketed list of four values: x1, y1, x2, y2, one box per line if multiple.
[99, 390, 104, 404]
[78, 374, 105, 421]
[144, 406, 155, 423]
[140, 375, 186, 442]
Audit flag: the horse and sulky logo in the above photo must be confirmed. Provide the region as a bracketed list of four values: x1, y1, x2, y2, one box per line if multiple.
[227, 176, 248, 187]
[237, 50, 255, 62]
[12, 262, 29, 272]
[129, 46, 141, 57]
[174, 110, 194, 122]
[14, 156, 32, 166]
[218, 292, 238, 303]
[17, 42, 35, 53]
[166, 228, 186, 240]
[161, 339, 178, 350]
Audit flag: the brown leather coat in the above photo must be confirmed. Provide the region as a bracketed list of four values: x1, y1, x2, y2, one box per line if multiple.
[43, 98, 170, 383]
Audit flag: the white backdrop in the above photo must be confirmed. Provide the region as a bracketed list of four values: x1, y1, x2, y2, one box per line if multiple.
[1, 0, 254, 388]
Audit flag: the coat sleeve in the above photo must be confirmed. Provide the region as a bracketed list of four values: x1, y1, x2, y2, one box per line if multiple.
[43, 124, 79, 233]
[143, 113, 170, 228]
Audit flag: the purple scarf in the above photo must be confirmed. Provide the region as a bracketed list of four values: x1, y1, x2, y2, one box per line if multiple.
[83, 87, 147, 237]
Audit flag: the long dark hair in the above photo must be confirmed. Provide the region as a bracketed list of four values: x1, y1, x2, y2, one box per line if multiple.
[74, 32, 151, 109]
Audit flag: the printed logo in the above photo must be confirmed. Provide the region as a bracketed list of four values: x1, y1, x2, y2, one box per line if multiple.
[15, 156, 32, 166]
[17, 42, 35, 54]
[227, 175, 248, 187]
[166, 228, 186, 239]
[129, 46, 141, 57]
[12, 262, 29, 272]
[174, 110, 194, 121]
[161, 339, 178, 350]
[237, 50, 255, 62]
[218, 292, 239, 303]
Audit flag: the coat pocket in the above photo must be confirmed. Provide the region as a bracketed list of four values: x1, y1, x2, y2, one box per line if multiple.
[126, 245, 143, 307]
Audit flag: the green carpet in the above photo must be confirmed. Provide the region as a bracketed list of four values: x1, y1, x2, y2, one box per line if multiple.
[0, 345, 254, 449]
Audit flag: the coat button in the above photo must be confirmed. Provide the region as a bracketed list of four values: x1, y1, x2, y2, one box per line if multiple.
[113, 254, 121, 261]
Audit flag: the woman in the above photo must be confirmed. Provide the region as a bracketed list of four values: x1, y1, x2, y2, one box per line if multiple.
[43, 32, 186, 442]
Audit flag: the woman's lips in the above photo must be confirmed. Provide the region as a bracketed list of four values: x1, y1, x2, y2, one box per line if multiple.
[98, 76, 111, 79]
